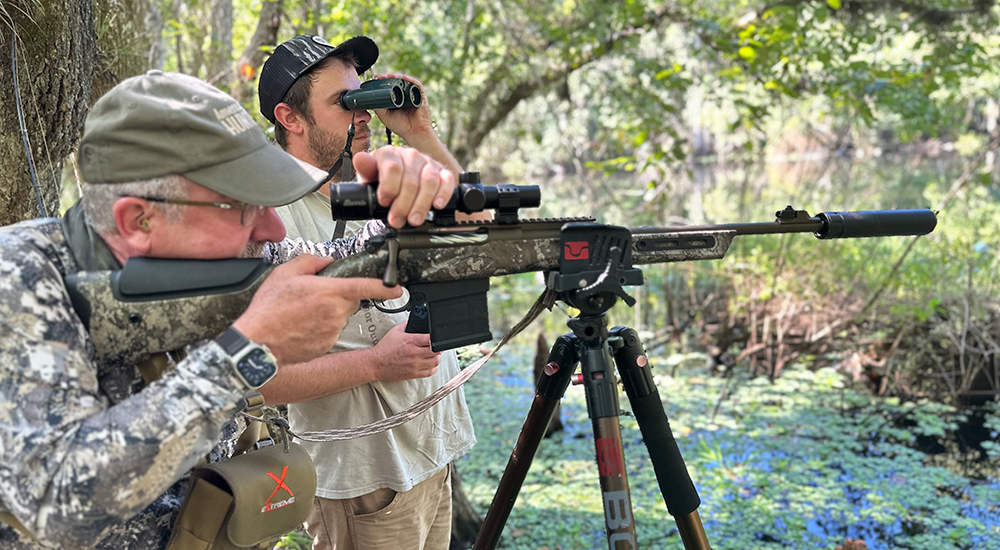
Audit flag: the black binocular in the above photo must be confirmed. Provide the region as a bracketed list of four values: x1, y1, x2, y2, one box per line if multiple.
[339, 78, 422, 111]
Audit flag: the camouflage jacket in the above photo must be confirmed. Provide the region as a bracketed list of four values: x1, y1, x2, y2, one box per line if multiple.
[259, 219, 383, 264]
[0, 213, 379, 550]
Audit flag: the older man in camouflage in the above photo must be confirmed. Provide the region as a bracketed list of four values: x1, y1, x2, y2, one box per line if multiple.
[0, 71, 457, 549]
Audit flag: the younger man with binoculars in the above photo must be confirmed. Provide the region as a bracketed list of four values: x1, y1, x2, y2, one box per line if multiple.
[257, 35, 477, 550]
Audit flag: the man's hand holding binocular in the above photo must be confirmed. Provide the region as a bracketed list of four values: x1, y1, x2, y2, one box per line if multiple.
[366, 73, 463, 176]
[368, 74, 435, 141]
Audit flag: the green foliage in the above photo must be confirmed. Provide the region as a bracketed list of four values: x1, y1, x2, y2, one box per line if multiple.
[274, 528, 312, 549]
[490, 142, 1000, 400]
[457, 349, 1000, 549]
[149, 1, 1000, 183]
[707, 1, 999, 141]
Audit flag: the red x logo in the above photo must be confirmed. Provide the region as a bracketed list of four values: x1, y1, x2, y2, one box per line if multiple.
[263, 465, 294, 509]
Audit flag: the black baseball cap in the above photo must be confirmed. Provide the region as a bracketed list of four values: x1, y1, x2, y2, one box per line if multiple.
[258, 35, 379, 123]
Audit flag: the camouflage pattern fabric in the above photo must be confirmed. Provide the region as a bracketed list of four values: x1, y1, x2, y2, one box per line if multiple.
[261, 219, 385, 263]
[0, 218, 252, 550]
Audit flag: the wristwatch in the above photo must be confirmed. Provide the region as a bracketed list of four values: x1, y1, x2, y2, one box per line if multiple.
[214, 326, 278, 389]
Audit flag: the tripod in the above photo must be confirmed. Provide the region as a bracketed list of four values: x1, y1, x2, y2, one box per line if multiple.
[472, 223, 712, 550]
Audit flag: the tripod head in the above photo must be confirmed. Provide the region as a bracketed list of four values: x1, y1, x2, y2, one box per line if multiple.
[547, 222, 644, 316]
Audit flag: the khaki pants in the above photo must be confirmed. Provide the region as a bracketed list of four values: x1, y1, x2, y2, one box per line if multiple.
[303, 465, 452, 550]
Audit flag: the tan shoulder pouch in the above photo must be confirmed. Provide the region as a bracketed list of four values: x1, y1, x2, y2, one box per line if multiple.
[166, 439, 316, 550]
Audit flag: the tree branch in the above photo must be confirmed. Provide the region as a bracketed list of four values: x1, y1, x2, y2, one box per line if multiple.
[445, 0, 478, 151]
[456, 4, 678, 165]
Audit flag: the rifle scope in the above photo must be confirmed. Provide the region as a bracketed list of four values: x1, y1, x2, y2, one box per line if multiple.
[330, 173, 541, 224]
[339, 78, 422, 111]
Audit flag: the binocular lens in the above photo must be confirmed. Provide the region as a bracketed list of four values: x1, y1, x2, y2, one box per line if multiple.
[407, 85, 422, 108]
[340, 78, 422, 111]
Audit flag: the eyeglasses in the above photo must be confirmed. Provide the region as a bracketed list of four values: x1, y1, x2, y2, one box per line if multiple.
[124, 196, 268, 226]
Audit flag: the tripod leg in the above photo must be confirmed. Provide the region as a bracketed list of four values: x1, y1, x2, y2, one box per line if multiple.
[611, 326, 713, 550]
[473, 334, 577, 550]
[592, 415, 639, 549]
[572, 316, 639, 550]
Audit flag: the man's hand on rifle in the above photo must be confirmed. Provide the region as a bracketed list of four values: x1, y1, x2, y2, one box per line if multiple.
[370, 323, 442, 382]
[233, 255, 402, 365]
[353, 145, 456, 228]
[369, 79, 478, 220]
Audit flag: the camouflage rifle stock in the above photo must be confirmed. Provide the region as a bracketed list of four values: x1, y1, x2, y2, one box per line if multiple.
[64, 183, 938, 366]
[64, 258, 273, 369]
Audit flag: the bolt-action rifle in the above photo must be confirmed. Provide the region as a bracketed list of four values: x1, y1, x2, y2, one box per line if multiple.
[64, 175, 937, 369]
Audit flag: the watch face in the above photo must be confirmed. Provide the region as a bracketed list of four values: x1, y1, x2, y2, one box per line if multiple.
[237, 348, 277, 387]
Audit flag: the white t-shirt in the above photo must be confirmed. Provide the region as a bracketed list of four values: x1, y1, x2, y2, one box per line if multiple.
[276, 158, 476, 499]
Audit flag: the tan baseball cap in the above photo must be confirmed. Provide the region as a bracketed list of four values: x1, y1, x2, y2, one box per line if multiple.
[78, 70, 322, 206]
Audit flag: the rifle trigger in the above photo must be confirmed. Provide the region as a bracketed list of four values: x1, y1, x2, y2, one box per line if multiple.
[382, 238, 400, 287]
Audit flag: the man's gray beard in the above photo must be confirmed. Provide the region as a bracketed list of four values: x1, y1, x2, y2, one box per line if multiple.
[242, 241, 267, 258]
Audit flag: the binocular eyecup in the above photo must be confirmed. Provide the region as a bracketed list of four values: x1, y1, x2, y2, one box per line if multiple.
[339, 78, 422, 111]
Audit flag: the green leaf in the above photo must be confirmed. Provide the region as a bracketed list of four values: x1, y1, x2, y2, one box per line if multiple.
[738, 46, 757, 61]
[827, 0, 842, 9]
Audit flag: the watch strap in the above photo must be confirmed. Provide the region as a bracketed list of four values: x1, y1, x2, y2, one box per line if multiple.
[215, 326, 251, 356]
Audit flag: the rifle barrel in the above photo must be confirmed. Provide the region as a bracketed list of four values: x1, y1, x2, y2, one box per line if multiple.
[636, 220, 824, 236]
[635, 208, 936, 240]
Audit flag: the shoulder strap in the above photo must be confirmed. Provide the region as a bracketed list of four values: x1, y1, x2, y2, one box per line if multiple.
[233, 393, 273, 454]
[0, 512, 38, 542]
[136, 352, 172, 385]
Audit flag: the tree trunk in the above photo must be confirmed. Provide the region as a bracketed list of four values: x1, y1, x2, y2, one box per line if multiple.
[231, 0, 283, 105]
[208, 0, 233, 87]
[449, 462, 483, 550]
[311, 0, 324, 37]
[450, 335, 563, 547]
[145, 0, 165, 70]
[0, 0, 97, 226]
